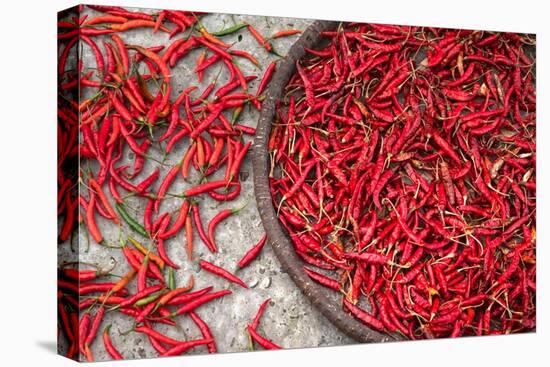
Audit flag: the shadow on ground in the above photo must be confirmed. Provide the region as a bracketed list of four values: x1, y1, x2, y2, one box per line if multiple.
[35, 340, 57, 355]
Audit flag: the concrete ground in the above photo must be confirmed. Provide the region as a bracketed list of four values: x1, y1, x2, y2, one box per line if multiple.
[58, 6, 354, 361]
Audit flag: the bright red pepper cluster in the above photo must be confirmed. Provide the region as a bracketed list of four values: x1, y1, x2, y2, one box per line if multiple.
[270, 24, 536, 339]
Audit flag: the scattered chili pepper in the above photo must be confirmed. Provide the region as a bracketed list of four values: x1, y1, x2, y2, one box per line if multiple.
[199, 260, 248, 288]
[247, 326, 281, 350]
[191, 202, 217, 253]
[238, 234, 268, 269]
[256, 62, 277, 97]
[102, 325, 123, 360]
[207, 204, 247, 250]
[211, 23, 248, 36]
[271, 29, 302, 39]
[246, 23, 273, 52]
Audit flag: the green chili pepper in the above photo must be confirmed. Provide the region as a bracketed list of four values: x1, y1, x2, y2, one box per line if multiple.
[168, 268, 176, 290]
[116, 204, 149, 238]
[211, 23, 247, 36]
[134, 291, 164, 307]
[231, 106, 242, 124]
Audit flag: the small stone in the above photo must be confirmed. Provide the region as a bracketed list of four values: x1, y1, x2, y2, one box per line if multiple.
[240, 171, 249, 181]
[249, 278, 259, 288]
[260, 277, 271, 288]
[137, 347, 146, 358]
[193, 262, 202, 272]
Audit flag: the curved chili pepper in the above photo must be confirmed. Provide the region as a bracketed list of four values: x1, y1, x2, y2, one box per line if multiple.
[86, 193, 103, 244]
[171, 289, 232, 317]
[238, 234, 268, 269]
[191, 202, 217, 253]
[207, 202, 247, 248]
[199, 260, 248, 288]
[103, 325, 123, 360]
[247, 326, 281, 350]
[246, 23, 272, 52]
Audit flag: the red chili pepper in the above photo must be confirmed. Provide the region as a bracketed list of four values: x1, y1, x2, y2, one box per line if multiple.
[189, 312, 217, 353]
[226, 141, 252, 182]
[155, 164, 180, 212]
[136, 254, 150, 293]
[165, 286, 213, 306]
[246, 23, 272, 51]
[159, 200, 190, 239]
[215, 76, 257, 100]
[343, 298, 384, 331]
[256, 62, 277, 97]
[134, 325, 182, 346]
[230, 49, 261, 68]
[207, 204, 247, 250]
[184, 180, 235, 197]
[189, 104, 223, 139]
[282, 161, 315, 202]
[84, 306, 105, 346]
[156, 281, 194, 308]
[89, 178, 119, 224]
[78, 313, 91, 354]
[272, 29, 302, 39]
[86, 192, 103, 244]
[171, 289, 232, 316]
[181, 143, 197, 179]
[196, 54, 222, 73]
[295, 61, 315, 107]
[196, 36, 233, 60]
[247, 326, 281, 350]
[81, 35, 105, 76]
[238, 234, 268, 269]
[199, 260, 248, 288]
[251, 298, 271, 330]
[303, 267, 340, 291]
[156, 215, 180, 269]
[126, 45, 171, 111]
[160, 338, 213, 356]
[103, 325, 123, 360]
[111, 19, 169, 32]
[191, 202, 217, 253]
[117, 285, 164, 309]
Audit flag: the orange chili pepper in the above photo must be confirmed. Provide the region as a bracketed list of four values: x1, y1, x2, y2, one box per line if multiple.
[128, 237, 166, 269]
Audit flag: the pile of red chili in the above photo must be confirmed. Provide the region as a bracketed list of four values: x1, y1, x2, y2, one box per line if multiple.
[57, 5, 297, 361]
[269, 24, 536, 338]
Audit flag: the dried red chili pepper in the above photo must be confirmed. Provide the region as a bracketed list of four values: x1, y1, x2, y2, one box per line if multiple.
[199, 260, 248, 288]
